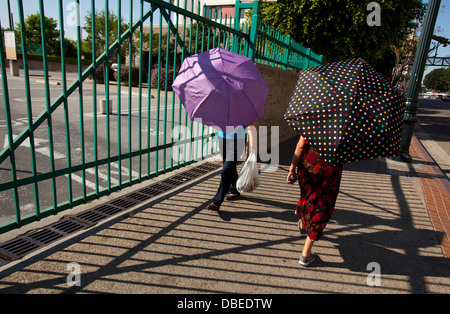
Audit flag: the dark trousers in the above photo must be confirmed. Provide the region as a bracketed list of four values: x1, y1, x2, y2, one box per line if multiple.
[212, 137, 246, 206]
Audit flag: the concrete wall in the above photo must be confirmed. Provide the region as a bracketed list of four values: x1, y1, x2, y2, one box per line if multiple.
[254, 63, 300, 152]
[6, 58, 88, 72]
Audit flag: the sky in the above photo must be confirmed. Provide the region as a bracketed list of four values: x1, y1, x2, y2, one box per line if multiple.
[423, 0, 450, 76]
[1, 0, 450, 75]
[0, 0, 168, 39]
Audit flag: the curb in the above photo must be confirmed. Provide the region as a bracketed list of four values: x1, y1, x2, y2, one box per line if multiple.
[410, 135, 450, 266]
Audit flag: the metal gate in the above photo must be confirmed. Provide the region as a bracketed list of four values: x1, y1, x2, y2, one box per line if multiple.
[0, 0, 322, 234]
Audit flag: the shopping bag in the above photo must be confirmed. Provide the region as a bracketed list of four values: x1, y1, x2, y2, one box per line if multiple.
[236, 152, 260, 193]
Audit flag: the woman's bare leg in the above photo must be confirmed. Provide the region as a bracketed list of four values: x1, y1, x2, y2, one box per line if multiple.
[302, 237, 314, 257]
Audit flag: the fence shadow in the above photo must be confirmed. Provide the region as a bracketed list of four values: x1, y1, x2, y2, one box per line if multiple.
[1, 149, 449, 293]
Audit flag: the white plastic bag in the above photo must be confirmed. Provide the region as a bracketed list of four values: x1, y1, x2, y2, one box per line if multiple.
[236, 152, 260, 193]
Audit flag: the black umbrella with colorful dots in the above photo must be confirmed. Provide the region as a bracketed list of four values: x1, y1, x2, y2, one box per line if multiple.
[284, 57, 405, 165]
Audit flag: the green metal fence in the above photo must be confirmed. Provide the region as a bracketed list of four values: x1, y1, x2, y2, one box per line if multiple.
[255, 21, 323, 71]
[0, 0, 322, 234]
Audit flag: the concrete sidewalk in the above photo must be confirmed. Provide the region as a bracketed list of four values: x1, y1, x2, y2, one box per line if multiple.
[0, 136, 449, 294]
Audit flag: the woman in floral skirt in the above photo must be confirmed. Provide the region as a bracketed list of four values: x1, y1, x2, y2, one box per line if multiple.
[287, 135, 343, 266]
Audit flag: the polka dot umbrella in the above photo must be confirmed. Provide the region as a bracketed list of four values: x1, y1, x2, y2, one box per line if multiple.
[284, 57, 405, 165]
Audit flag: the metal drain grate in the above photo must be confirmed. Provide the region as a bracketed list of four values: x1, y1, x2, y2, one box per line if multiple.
[0, 238, 40, 261]
[73, 201, 133, 225]
[160, 177, 187, 187]
[126, 191, 153, 202]
[0, 219, 89, 261]
[182, 169, 204, 178]
[51, 219, 88, 234]
[73, 210, 107, 225]
[95, 204, 124, 216]
[110, 198, 137, 209]
[27, 228, 64, 244]
[0, 161, 221, 262]
[137, 186, 165, 197]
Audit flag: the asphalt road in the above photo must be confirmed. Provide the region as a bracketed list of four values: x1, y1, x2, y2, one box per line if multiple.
[0, 70, 206, 225]
[415, 97, 450, 179]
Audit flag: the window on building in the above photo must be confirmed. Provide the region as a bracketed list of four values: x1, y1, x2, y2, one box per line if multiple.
[204, 5, 222, 18]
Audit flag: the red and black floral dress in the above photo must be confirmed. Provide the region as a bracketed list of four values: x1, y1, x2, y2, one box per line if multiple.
[296, 143, 343, 241]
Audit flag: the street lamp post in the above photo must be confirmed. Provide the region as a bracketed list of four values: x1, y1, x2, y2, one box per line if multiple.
[393, 0, 441, 162]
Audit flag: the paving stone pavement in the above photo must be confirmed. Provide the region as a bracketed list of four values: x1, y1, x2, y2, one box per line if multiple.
[0, 136, 449, 294]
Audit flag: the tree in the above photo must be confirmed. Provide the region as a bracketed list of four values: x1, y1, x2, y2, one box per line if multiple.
[423, 68, 450, 92]
[15, 12, 60, 56]
[61, 38, 78, 59]
[255, 0, 425, 77]
[83, 9, 129, 62]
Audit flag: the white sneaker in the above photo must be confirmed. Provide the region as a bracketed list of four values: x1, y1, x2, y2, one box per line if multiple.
[299, 254, 316, 267]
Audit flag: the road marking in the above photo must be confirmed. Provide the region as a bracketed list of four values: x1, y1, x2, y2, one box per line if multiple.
[2, 135, 8, 150]
[1, 134, 102, 191]
[110, 161, 140, 178]
[83, 103, 181, 118]
[85, 167, 119, 186]
[3, 134, 66, 159]
[69, 171, 104, 191]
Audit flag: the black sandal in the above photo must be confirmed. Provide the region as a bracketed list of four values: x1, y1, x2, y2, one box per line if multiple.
[225, 193, 240, 201]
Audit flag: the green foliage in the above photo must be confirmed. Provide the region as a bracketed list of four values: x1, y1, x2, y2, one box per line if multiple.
[15, 13, 60, 56]
[62, 38, 78, 59]
[423, 68, 450, 92]
[115, 65, 148, 87]
[257, 0, 425, 76]
[92, 63, 112, 83]
[150, 67, 175, 90]
[147, 22, 209, 68]
[83, 9, 129, 62]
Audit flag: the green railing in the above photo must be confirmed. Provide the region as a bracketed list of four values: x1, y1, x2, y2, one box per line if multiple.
[255, 22, 323, 71]
[0, 0, 321, 234]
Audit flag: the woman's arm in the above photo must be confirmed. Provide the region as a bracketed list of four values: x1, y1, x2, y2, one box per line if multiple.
[286, 135, 307, 184]
[248, 123, 256, 153]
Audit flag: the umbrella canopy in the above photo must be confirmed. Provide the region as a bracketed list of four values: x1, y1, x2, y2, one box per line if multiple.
[284, 57, 405, 165]
[172, 47, 269, 132]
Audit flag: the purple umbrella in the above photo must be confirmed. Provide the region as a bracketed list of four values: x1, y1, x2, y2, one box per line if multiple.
[172, 47, 269, 132]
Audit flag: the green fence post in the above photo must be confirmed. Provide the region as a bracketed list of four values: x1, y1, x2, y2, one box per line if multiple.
[117, 0, 122, 187]
[128, 0, 134, 182]
[105, 0, 112, 191]
[58, 0, 73, 206]
[38, 0, 58, 214]
[247, 1, 259, 60]
[392, 0, 441, 162]
[76, 0, 86, 200]
[0, 27, 21, 227]
[17, 0, 40, 220]
[283, 35, 291, 70]
[305, 48, 311, 69]
[233, 0, 259, 59]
